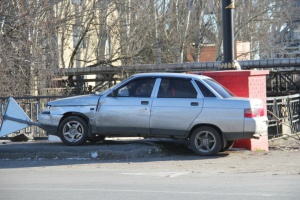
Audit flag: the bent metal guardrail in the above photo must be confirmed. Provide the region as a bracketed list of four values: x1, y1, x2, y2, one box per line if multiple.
[267, 94, 300, 137]
[0, 94, 299, 139]
[0, 96, 70, 139]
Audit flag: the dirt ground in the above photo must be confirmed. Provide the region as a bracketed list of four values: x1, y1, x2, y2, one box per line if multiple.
[268, 135, 300, 150]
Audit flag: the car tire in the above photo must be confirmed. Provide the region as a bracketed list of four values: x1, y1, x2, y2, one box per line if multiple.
[190, 126, 222, 156]
[220, 140, 234, 152]
[58, 116, 88, 146]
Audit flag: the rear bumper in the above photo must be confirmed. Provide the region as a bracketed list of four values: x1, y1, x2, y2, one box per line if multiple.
[244, 116, 268, 137]
[223, 116, 268, 141]
[244, 130, 268, 139]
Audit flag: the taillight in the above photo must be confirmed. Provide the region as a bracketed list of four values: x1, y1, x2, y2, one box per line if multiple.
[244, 108, 264, 118]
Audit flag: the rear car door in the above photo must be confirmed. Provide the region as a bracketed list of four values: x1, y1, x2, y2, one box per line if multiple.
[95, 77, 156, 135]
[150, 77, 203, 136]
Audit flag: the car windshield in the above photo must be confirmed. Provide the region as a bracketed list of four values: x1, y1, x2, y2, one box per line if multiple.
[202, 78, 235, 98]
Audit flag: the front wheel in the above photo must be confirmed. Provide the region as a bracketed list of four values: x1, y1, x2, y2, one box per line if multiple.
[190, 126, 222, 156]
[58, 116, 88, 146]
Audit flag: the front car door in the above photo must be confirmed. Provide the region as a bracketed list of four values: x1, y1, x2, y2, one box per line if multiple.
[150, 77, 203, 137]
[95, 77, 156, 135]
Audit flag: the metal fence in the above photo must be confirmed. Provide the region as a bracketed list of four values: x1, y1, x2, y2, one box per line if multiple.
[1, 94, 300, 139]
[267, 94, 300, 137]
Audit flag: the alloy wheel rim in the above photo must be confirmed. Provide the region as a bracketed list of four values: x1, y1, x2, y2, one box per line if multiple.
[63, 121, 84, 142]
[194, 131, 216, 153]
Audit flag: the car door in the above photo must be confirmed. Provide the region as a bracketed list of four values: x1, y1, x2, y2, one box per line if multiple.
[150, 77, 203, 136]
[95, 77, 156, 135]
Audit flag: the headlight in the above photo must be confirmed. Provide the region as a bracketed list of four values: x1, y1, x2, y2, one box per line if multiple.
[42, 105, 50, 111]
[50, 107, 61, 111]
[41, 106, 51, 114]
[41, 106, 60, 114]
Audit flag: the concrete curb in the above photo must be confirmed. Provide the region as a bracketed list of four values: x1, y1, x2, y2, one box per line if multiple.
[0, 139, 167, 160]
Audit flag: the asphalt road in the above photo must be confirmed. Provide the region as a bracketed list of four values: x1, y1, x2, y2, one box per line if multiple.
[0, 161, 299, 200]
[0, 138, 300, 200]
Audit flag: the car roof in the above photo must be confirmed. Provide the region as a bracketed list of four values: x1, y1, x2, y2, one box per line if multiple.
[132, 72, 210, 80]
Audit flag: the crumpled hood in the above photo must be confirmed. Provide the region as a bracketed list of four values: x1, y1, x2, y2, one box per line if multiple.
[47, 95, 100, 106]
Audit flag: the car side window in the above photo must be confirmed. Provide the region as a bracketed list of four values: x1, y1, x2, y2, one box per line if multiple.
[195, 80, 216, 97]
[117, 78, 155, 97]
[157, 78, 197, 98]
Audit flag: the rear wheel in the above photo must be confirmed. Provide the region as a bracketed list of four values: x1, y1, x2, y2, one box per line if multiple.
[190, 126, 222, 156]
[59, 116, 88, 146]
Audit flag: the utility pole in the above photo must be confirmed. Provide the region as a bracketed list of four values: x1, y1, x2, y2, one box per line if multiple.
[220, 0, 241, 70]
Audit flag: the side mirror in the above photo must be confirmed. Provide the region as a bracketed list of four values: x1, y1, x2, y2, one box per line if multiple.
[110, 87, 129, 97]
[111, 89, 118, 97]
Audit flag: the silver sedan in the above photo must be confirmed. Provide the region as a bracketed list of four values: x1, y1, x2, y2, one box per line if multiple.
[39, 73, 268, 156]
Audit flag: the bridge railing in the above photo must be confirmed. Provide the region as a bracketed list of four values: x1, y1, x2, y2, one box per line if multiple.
[267, 94, 300, 137]
[1, 94, 300, 140]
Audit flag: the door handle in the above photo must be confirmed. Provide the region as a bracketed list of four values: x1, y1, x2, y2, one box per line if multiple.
[141, 101, 149, 105]
[191, 102, 199, 106]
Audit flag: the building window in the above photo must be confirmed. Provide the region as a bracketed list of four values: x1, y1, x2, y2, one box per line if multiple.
[71, 0, 82, 5]
[73, 25, 86, 48]
[0, 16, 5, 33]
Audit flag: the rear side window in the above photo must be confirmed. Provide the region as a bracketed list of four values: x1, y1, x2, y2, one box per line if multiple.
[195, 80, 216, 97]
[158, 78, 197, 98]
[202, 79, 235, 98]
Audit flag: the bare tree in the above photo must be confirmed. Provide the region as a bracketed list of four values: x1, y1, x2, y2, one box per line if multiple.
[234, 0, 300, 59]
[0, 0, 58, 96]
[1, 0, 299, 96]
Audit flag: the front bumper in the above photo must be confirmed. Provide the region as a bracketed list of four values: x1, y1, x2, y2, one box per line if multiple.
[38, 114, 63, 135]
